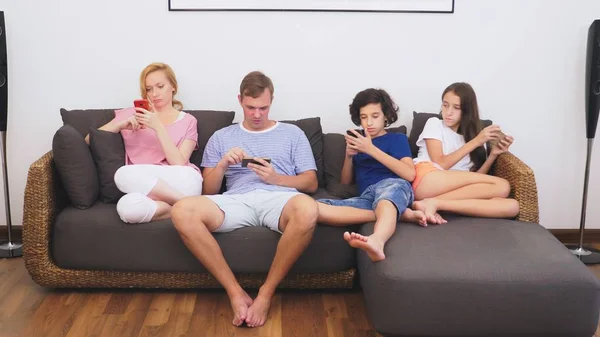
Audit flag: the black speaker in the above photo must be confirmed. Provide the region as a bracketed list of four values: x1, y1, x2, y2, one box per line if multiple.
[0, 11, 6, 132]
[585, 19, 600, 139]
[567, 19, 600, 264]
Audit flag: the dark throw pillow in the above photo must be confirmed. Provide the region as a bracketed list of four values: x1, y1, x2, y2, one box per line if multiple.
[52, 125, 99, 209]
[88, 128, 126, 203]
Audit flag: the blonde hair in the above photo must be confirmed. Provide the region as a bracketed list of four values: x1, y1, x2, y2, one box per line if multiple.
[139, 62, 183, 110]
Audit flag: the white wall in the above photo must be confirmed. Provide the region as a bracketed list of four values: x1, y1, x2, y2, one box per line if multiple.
[0, 0, 599, 230]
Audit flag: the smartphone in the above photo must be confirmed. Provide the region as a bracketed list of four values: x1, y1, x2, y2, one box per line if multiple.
[489, 130, 507, 147]
[133, 99, 150, 111]
[242, 157, 272, 167]
[346, 129, 365, 138]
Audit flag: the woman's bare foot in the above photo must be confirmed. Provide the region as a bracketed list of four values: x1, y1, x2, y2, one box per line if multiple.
[412, 199, 447, 224]
[343, 231, 385, 262]
[400, 208, 428, 227]
[230, 290, 253, 326]
[246, 292, 272, 328]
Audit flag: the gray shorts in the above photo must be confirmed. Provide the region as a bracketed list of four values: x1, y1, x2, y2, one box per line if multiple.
[205, 189, 301, 234]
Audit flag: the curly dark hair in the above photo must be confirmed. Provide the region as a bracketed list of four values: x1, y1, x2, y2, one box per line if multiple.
[349, 88, 399, 126]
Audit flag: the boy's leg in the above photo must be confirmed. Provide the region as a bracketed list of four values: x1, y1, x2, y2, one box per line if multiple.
[245, 193, 319, 328]
[171, 195, 255, 327]
[316, 196, 375, 225]
[344, 199, 397, 262]
[344, 179, 423, 262]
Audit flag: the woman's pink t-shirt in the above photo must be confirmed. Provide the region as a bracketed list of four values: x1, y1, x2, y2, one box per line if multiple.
[114, 108, 200, 172]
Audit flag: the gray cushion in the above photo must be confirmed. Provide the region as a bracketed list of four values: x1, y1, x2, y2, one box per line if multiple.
[61, 108, 116, 137]
[88, 128, 126, 203]
[52, 125, 99, 209]
[52, 189, 356, 274]
[358, 216, 600, 337]
[281, 117, 325, 188]
[186, 110, 235, 168]
[322, 125, 407, 198]
[408, 111, 492, 157]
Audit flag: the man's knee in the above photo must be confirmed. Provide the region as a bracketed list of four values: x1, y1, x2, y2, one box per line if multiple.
[286, 195, 318, 229]
[172, 196, 222, 233]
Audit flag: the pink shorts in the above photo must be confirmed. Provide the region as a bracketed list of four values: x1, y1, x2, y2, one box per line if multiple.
[412, 162, 441, 192]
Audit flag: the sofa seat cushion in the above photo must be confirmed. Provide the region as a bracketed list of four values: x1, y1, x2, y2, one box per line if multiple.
[358, 216, 600, 337]
[52, 189, 356, 274]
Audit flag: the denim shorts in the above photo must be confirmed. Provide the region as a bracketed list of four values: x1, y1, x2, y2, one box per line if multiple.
[318, 177, 414, 217]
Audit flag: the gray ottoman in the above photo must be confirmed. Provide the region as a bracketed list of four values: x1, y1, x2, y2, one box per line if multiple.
[358, 216, 600, 337]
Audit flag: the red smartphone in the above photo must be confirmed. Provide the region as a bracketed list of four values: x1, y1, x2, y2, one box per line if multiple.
[133, 99, 150, 110]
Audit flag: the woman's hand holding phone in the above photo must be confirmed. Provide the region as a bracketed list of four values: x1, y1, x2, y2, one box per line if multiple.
[134, 99, 161, 131]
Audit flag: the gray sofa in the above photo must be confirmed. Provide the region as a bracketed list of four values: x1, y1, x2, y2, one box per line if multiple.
[22, 108, 600, 336]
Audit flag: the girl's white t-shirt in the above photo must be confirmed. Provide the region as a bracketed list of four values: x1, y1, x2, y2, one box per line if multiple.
[413, 117, 474, 172]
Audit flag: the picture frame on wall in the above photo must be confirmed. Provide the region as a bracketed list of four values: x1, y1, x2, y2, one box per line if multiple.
[168, 0, 454, 13]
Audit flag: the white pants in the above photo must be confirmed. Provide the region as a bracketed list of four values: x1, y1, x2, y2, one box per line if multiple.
[114, 165, 203, 224]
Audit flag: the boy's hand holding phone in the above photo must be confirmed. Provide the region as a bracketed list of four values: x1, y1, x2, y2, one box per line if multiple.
[345, 129, 374, 155]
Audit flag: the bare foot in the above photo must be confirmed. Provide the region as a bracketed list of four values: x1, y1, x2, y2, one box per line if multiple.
[412, 199, 446, 224]
[343, 231, 385, 262]
[400, 208, 428, 227]
[246, 293, 271, 328]
[230, 290, 253, 326]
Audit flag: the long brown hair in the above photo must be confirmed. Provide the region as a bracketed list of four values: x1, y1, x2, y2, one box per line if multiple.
[441, 82, 486, 171]
[139, 63, 183, 110]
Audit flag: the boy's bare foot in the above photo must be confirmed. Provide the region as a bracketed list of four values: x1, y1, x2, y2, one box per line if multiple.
[246, 292, 271, 328]
[230, 290, 253, 326]
[343, 231, 385, 262]
[412, 199, 447, 224]
[400, 208, 428, 227]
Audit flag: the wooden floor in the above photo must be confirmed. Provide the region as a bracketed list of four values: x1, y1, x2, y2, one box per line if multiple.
[1, 257, 600, 337]
[0, 258, 380, 337]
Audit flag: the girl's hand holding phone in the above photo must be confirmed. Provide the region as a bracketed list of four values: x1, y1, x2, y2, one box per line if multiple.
[477, 124, 502, 146]
[490, 134, 514, 156]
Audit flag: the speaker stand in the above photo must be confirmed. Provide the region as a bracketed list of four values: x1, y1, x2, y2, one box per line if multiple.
[0, 131, 21, 258]
[565, 138, 600, 264]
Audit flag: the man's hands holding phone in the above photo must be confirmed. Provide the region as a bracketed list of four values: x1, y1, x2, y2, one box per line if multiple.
[218, 148, 280, 185]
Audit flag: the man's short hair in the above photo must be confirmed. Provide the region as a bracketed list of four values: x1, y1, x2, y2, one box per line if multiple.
[240, 71, 274, 99]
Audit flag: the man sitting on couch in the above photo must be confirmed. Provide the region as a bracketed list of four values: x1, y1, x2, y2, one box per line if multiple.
[171, 71, 319, 328]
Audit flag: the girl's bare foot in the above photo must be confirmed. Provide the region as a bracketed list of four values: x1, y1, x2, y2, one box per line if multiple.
[400, 208, 428, 227]
[412, 199, 447, 224]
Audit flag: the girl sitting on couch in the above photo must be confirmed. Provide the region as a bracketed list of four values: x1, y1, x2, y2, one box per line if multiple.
[86, 62, 203, 223]
[411, 82, 519, 221]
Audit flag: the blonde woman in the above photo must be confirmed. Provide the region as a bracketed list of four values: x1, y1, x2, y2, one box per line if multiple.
[88, 63, 203, 223]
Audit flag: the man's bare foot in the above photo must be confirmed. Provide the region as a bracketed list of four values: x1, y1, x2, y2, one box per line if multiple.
[412, 199, 447, 224]
[230, 290, 253, 326]
[246, 292, 271, 328]
[343, 231, 385, 262]
[400, 208, 428, 227]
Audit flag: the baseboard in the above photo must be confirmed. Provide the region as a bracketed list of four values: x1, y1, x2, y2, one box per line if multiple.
[550, 229, 600, 244]
[0, 226, 22, 242]
[1, 227, 598, 245]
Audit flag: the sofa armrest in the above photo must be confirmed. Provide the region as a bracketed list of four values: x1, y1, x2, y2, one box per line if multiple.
[491, 152, 539, 223]
[22, 151, 66, 284]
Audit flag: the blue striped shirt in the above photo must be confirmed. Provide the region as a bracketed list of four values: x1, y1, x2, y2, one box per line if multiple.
[201, 122, 317, 194]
